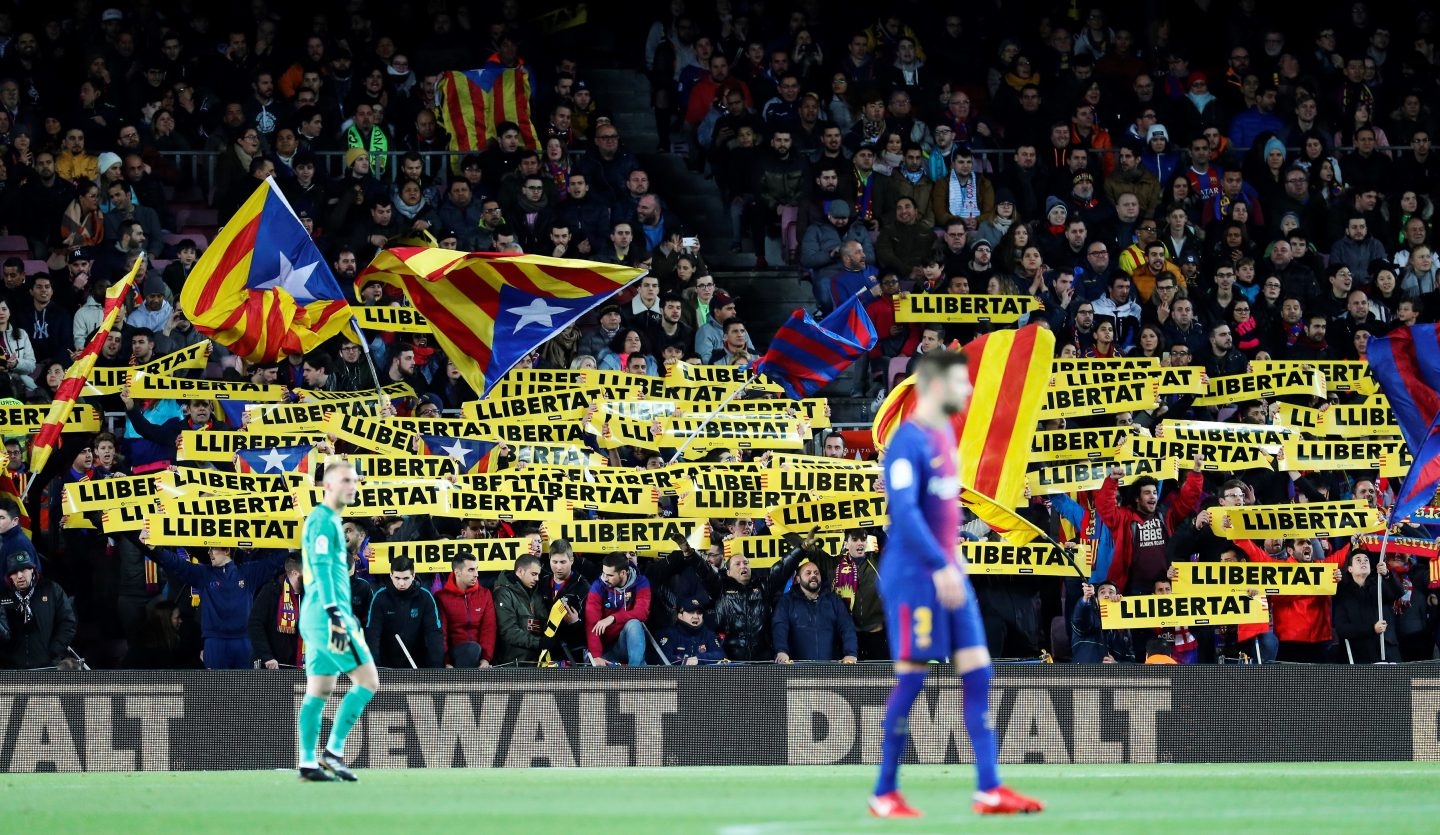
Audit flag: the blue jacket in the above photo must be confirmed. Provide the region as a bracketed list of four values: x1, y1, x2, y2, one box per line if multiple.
[1228, 109, 1287, 152]
[147, 547, 287, 640]
[1050, 492, 1114, 584]
[1070, 598, 1135, 663]
[658, 620, 727, 664]
[772, 584, 857, 661]
[125, 409, 236, 471]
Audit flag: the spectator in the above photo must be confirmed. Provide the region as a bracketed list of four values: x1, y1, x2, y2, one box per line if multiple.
[103, 181, 163, 258]
[659, 598, 726, 665]
[1333, 550, 1399, 664]
[931, 147, 993, 230]
[365, 555, 444, 669]
[875, 197, 934, 281]
[751, 129, 806, 267]
[876, 143, 934, 227]
[435, 554, 497, 668]
[694, 292, 753, 361]
[1098, 458, 1204, 596]
[772, 558, 858, 663]
[542, 540, 590, 659]
[586, 553, 652, 667]
[248, 556, 305, 670]
[137, 528, 287, 670]
[800, 202, 874, 311]
[494, 553, 557, 667]
[0, 550, 77, 669]
[1070, 581, 1135, 663]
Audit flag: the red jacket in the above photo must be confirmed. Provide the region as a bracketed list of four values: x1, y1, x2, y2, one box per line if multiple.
[435, 575, 497, 663]
[1237, 539, 1345, 644]
[1099, 470, 1204, 590]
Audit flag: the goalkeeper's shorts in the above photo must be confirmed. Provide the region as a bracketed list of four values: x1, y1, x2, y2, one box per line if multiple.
[302, 622, 373, 676]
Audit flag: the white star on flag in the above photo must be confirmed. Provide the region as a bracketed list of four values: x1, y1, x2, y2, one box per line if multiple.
[254, 251, 321, 304]
[438, 439, 473, 466]
[507, 298, 570, 333]
[256, 447, 291, 472]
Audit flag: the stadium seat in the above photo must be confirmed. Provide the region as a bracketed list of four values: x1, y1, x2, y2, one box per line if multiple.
[887, 356, 910, 390]
[0, 235, 29, 258]
[24, 260, 49, 277]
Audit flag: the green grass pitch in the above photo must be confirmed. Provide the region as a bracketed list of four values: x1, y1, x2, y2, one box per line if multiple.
[9, 762, 1439, 834]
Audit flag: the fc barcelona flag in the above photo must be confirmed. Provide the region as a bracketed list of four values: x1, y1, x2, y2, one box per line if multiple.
[437, 59, 541, 163]
[356, 249, 642, 396]
[180, 177, 352, 363]
[755, 293, 877, 399]
[1367, 325, 1440, 522]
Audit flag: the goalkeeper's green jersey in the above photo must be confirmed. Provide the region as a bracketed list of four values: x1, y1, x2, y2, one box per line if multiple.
[300, 503, 353, 632]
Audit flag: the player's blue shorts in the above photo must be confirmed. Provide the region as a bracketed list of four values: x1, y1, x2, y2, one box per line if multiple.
[882, 573, 985, 662]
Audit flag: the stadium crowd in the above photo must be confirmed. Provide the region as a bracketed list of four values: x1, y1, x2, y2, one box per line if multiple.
[0, 3, 1438, 672]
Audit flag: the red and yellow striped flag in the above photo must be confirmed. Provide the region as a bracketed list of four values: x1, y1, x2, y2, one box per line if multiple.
[437, 60, 541, 163]
[29, 258, 142, 482]
[357, 249, 642, 395]
[958, 325, 1054, 512]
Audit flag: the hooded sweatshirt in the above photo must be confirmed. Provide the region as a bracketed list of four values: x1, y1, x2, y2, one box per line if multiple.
[584, 560, 652, 656]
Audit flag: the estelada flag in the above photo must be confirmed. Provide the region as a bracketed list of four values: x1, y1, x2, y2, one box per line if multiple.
[235, 444, 313, 474]
[29, 258, 143, 482]
[181, 176, 352, 362]
[959, 325, 1055, 514]
[1366, 325, 1440, 523]
[357, 249, 642, 396]
[437, 59, 541, 164]
[418, 434, 497, 474]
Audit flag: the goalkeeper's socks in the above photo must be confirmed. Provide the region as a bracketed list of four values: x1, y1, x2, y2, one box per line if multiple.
[297, 693, 326, 768]
[874, 670, 927, 797]
[325, 685, 376, 758]
[961, 665, 1001, 792]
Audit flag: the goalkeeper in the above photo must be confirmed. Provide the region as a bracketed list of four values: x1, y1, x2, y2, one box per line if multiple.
[296, 459, 378, 782]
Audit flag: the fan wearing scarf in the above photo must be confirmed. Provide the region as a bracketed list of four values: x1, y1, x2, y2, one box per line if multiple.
[792, 527, 887, 661]
[249, 555, 305, 669]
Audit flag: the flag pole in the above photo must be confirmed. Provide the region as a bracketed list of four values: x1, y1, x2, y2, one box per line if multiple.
[1376, 506, 1395, 662]
[349, 317, 391, 415]
[665, 378, 753, 464]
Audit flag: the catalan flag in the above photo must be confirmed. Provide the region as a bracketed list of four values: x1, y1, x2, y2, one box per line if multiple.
[418, 434, 497, 474]
[958, 325, 1054, 513]
[1366, 325, 1440, 523]
[235, 444, 314, 474]
[29, 258, 143, 485]
[356, 249, 643, 395]
[755, 293, 877, 400]
[437, 59, 541, 163]
[181, 177, 352, 363]
[959, 487, 1046, 546]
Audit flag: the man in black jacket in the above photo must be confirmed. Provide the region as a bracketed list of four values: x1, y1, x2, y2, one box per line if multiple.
[0, 552, 78, 669]
[249, 556, 304, 669]
[772, 558, 858, 663]
[493, 553, 557, 666]
[364, 556, 444, 668]
[541, 539, 592, 659]
[712, 547, 802, 661]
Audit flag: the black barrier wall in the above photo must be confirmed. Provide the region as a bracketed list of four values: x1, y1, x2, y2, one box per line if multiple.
[1, 665, 1437, 771]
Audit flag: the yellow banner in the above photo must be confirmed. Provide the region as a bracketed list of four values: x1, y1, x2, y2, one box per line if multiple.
[159, 493, 298, 518]
[323, 412, 418, 456]
[512, 444, 607, 468]
[1054, 366, 1207, 396]
[294, 382, 417, 403]
[1275, 402, 1324, 435]
[158, 468, 296, 497]
[582, 368, 667, 397]
[99, 502, 154, 533]
[246, 401, 375, 432]
[657, 416, 805, 452]
[0, 404, 100, 433]
[769, 453, 879, 471]
[1154, 420, 1293, 449]
[1122, 437, 1273, 471]
[368, 538, 533, 573]
[541, 518, 708, 554]
[587, 412, 661, 451]
[491, 420, 588, 446]
[893, 293, 1041, 323]
[1171, 561, 1338, 596]
[64, 473, 156, 514]
[719, 397, 831, 429]
[722, 533, 846, 569]
[769, 495, 887, 534]
[960, 541, 1094, 577]
[176, 430, 323, 462]
[1317, 397, 1398, 438]
[348, 455, 460, 480]
[1025, 457, 1180, 496]
[440, 489, 570, 521]
[677, 488, 820, 517]
[1051, 357, 1159, 372]
[1100, 593, 1269, 629]
[1029, 426, 1131, 462]
[498, 473, 659, 515]
[354, 304, 429, 333]
[1280, 439, 1412, 476]
[1250, 360, 1377, 395]
[1192, 368, 1324, 406]
[145, 513, 302, 548]
[596, 398, 677, 421]
[129, 372, 289, 401]
[1040, 380, 1160, 419]
[303, 481, 449, 517]
[663, 361, 779, 390]
[462, 388, 595, 423]
[84, 341, 211, 395]
[1210, 501, 1385, 539]
[763, 467, 879, 493]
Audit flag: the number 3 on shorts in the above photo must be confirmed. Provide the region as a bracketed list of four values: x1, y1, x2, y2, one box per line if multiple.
[913, 606, 932, 649]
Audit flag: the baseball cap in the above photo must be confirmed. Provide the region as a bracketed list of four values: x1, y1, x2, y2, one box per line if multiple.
[68, 247, 90, 263]
[101, 8, 123, 22]
[5, 552, 35, 575]
[1181, 251, 1199, 265]
[677, 598, 705, 613]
